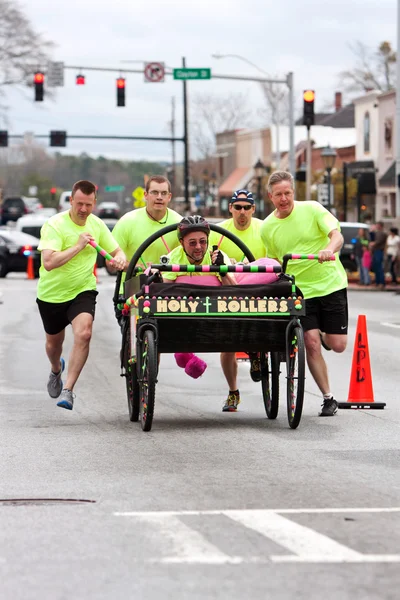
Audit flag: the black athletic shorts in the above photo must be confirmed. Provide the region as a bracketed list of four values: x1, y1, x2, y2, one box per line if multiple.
[300, 288, 348, 334]
[36, 290, 98, 335]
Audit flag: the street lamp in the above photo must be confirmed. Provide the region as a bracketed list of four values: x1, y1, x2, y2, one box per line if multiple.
[202, 169, 209, 209]
[321, 145, 337, 211]
[254, 158, 266, 217]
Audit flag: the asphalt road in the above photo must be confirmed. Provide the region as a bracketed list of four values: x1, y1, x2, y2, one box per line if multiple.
[1, 272, 399, 600]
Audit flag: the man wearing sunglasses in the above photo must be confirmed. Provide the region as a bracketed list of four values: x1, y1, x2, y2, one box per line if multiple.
[210, 189, 268, 405]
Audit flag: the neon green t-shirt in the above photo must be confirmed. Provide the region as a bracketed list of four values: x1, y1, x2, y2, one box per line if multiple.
[260, 201, 348, 299]
[37, 211, 119, 303]
[210, 217, 267, 261]
[162, 245, 230, 282]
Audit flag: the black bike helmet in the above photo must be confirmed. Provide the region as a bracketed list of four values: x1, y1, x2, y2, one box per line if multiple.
[177, 215, 210, 240]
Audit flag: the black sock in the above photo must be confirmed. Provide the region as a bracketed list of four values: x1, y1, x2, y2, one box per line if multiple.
[229, 389, 239, 395]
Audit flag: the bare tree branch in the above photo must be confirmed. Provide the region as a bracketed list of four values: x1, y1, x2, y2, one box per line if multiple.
[338, 40, 396, 95]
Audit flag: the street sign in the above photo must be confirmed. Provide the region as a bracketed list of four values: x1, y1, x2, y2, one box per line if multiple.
[104, 185, 125, 192]
[317, 183, 334, 207]
[144, 62, 165, 83]
[132, 186, 145, 201]
[47, 61, 64, 87]
[28, 186, 38, 196]
[173, 68, 211, 80]
[134, 198, 146, 208]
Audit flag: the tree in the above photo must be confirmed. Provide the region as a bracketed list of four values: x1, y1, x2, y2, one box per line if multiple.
[0, 0, 54, 115]
[191, 92, 254, 158]
[339, 41, 396, 94]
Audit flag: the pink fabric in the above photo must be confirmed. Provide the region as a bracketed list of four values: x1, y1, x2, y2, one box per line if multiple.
[185, 355, 207, 379]
[362, 249, 372, 269]
[175, 275, 222, 286]
[174, 353, 194, 368]
[234, 257, 280, 284]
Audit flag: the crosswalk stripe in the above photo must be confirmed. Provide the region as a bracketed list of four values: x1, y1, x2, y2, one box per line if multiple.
[136, 514, 234, 564]
[225, 510, 362, 560]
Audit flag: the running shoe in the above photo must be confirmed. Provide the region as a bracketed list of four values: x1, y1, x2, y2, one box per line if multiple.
[47, 358, 65, 398]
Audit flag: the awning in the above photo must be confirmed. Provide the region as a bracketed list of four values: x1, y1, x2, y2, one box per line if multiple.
[378, 161, 395, 187]
[218, 167, 254, 197]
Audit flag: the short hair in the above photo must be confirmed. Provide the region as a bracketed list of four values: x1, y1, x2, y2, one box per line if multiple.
[145, 175, 171, 193]
[71, 180, 97, 198]
[390, 227, 398, 235]
[267, 170, 294, 194]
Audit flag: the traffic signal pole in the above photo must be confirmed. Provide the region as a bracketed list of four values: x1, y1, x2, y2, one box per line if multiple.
[182, 57, 190, 213]
[306, 126, 311, 200]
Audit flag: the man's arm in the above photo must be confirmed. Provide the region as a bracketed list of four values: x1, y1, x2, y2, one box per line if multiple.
[318, 229, 344, 263]
[106, 247, 128, 271]
[42, 232, 93, 271]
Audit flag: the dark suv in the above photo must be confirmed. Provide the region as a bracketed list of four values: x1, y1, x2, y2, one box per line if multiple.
[0, 197, 28, 225]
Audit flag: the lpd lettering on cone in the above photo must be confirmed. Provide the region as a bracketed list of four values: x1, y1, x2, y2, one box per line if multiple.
[338, 314, 386, 410]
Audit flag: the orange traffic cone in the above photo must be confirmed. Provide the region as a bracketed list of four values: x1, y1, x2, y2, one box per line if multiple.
[93, 263, 99, 284]
[236, 351, 249, 361]
[338, 315, 385, 409]
[27, 253, 35, 280]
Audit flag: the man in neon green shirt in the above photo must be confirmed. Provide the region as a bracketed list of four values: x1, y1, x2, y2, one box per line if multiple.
[210, 189, 268, 392]
[261, 170, 348, 417]
[112, 176, 181, 292]
[210, 189, 267, 262]
[36, 180, 126, 411]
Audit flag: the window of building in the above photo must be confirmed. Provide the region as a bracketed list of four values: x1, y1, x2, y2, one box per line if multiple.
[384, 119, 393, 154]
[363, 112, 370, 153]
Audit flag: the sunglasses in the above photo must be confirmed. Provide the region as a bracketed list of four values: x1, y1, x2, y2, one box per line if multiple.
[232, 204, 253, 211]
[187, 239, 208, 248]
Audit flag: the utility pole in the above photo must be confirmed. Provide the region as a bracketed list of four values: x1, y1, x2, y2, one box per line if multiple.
[170, 96, 176, 198]
[182, 57, 190, 213]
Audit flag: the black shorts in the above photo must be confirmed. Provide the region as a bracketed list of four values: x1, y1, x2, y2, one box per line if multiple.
[36, 290, 98, 335]
[300, 288, 348, 334]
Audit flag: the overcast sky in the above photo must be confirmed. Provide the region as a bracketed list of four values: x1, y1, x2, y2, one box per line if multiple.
[3, 0, 397, 163]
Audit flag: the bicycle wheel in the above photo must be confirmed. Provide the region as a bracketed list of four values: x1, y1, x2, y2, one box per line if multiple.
[261, 352, 280, 419]
[286, 324, 305, 429]
[139, 329, 157, 432]
[122, 326, 140, 422]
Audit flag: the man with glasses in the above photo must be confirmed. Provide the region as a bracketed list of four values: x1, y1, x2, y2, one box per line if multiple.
[210, 189, 268, 404]
[261, 170, 348, 417]
[111, 175, 181, 287]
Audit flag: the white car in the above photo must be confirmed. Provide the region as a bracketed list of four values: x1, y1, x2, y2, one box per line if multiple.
[15, 213, 51, 239]
[58, 190, 72, 212]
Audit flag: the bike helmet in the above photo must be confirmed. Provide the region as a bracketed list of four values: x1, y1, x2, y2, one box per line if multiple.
[177, 215, 210, 240]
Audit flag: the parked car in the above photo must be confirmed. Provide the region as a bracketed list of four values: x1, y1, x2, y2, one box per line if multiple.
[96, 201, 120, 219]
[58, 190, 72, 212]
[23, 196, 43, 213]
[339, 221, 370, 272]
[0, 229, 41, 278]
[15, 213, 50, 239]
[0, 197, 29, 225]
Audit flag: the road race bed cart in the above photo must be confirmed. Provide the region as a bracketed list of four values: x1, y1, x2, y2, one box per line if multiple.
[115, 224, 307, 432]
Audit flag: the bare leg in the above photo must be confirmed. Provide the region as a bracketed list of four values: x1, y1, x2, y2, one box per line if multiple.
[220, 352, 238, 390]
[45, 330, 65, 373]
[64, 313, 94, 391]
[304, 329, 347, 395]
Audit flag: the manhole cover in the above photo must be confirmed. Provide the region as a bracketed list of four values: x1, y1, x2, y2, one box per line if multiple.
[0, 498, 96, 506]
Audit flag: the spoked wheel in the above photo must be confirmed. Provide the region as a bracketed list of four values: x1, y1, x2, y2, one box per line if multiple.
[261, 352, 280, 419]
[139, 329, 157, 432]
[286, 324, 305, 429]
[122, 326, 140, 422]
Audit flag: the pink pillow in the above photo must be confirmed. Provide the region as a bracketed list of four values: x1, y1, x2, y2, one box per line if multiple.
[234, 257, 280, 284]
[175, 275, 222, 286]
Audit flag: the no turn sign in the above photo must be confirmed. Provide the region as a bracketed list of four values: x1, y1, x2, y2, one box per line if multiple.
[144, 62, 165, 83]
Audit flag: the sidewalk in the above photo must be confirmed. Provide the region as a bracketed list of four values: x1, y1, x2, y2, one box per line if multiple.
[347, 276, 399, 292]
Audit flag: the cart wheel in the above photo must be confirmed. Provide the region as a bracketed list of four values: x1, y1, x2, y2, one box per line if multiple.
[139, 329, 157, 432]
[261, 352, 280, 419]
[286, 324, 305, 429]
[122, 327, 140, 422]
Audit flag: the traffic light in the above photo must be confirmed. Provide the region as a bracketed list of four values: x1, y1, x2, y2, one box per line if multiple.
[76, 74, 85, 85]
[50, 187, 57, 203]
[34, 72, 45, 101]
[50, 131, 67, 147]
[303, 89, 315, 128]
[116, 77, 126, 107]
[0, 130, 8, 147]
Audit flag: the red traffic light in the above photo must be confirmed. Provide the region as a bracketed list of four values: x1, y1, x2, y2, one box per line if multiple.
[50, 187, 57, 194]
[34, 72, 45, 84]
[117, 77, 125, 89]
[76, 74, 85, 85]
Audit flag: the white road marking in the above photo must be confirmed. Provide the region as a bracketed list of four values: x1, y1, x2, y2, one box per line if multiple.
[136, 514, 232, 564]
[115, 508, 400, 564]
[226, 510, 362, 560]
[381, 322, 400, 329]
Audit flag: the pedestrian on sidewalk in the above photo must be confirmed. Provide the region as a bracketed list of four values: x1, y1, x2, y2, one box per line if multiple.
[361, 243, 372, 286]
[353, 227, 369, 285]
[370, 221, 387, 289]
[385, 227, 400, 284]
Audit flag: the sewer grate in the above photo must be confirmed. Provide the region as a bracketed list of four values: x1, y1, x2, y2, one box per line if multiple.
[0, 498, 96, 506]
